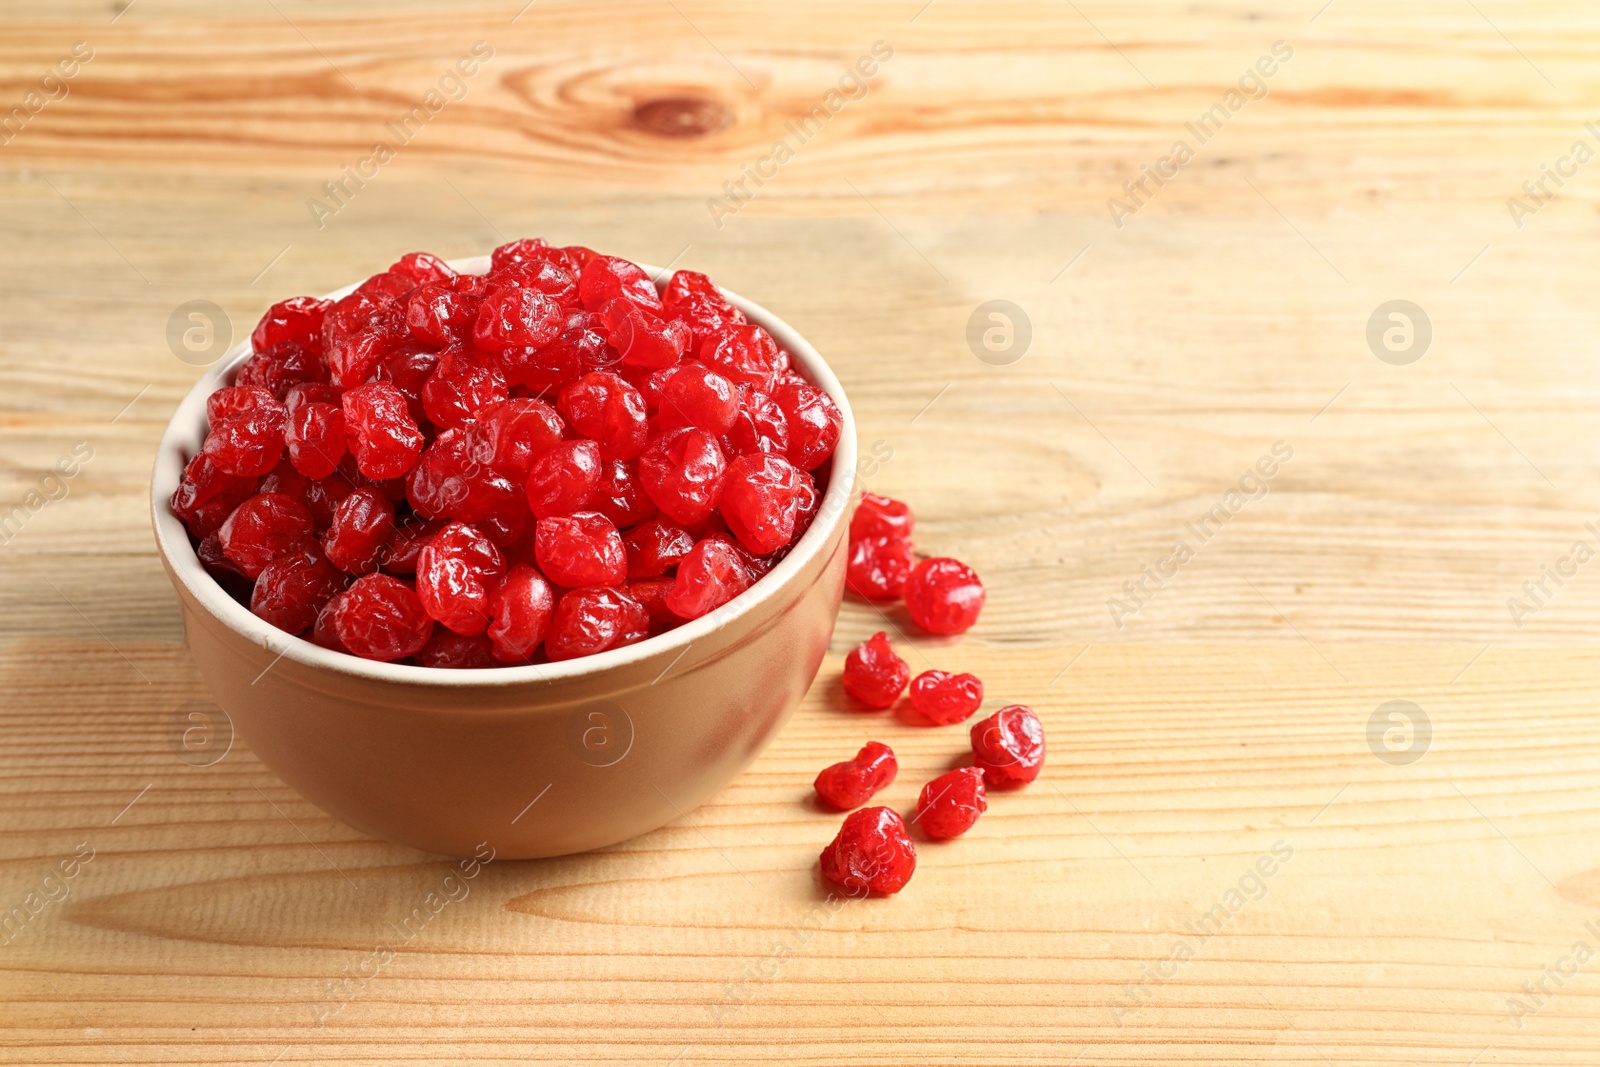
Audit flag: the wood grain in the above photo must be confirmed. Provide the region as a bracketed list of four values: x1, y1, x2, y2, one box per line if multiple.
[3, 1, 1600, 1063]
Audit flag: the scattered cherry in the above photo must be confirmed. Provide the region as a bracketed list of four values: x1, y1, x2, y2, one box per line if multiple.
[908, 670, 984, 726]
[969, 705, 1045, 786]
[846, 535, 914, 600]
[914, 767, 987, 839]
[842, 631, 909, 709]
[904, 557, 986, 635]
[850, 492, 913, 542]
[819, 807, 916, 895]
[814, 741, 898, 810]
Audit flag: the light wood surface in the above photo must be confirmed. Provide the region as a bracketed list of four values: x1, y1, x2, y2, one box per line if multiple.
[4, 2, 1600, 1063]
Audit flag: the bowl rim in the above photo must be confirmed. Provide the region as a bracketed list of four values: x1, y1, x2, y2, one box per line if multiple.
[150, 254, 857, 689]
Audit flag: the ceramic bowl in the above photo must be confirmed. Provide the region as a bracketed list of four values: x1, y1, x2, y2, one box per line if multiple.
[151, 255, 855, 858]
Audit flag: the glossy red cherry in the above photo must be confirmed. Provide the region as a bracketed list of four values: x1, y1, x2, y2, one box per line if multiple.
[904, 557, 986, 635]
[544, 586, 650, 661]
[332, 573, 434, 661]
[534, 511, 626, 588]
[841, 631, 909, 709]
[914, 767, 987, 839]
[969, 705, 1045, 786]
[415, 522, 507, 635]
[908, 670, 984, 725]
[814, 741, 897, 810]
[819, 807, 916, 895]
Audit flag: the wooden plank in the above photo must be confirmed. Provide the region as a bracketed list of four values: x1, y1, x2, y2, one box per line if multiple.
[3, 639, 1600, 1063]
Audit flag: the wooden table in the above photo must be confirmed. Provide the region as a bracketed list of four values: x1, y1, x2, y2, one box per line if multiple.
[5, 1, 1600, 1062]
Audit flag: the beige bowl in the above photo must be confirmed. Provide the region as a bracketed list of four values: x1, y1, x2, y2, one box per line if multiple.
[151, 256, 855, 859]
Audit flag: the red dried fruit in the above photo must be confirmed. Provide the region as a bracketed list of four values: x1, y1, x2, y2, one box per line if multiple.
[250, 546, 346, 635]
[467, 397, 564, 478]
[908, 670, 984, 725]
[607, 300, 692, 369]
[473, 286, 563, 352]
[218, 492, 315, 578]
[380, 516, 446, 575]
[421, 344, 508, 432]
[355, 271, 415, 300]
[662, 269, 721, 307]
[303, 473, 357, 532]
[256, 458, 311, 501]
[405, 429, 477, 519]
[639, 426, 727, 525]
[207, 385, 278, 426]
[172, 454, 258, 539]
[665, 293, 746, 351]
[202, 387, 286, 478]
[252, 296, 332, 352]
[850, 492, 914, 542]
[720, 453, 809, 555]
[311, 592, 349, 652]
[188, 246, 837, 668]
[342, 381, 425, 480]
[719, 389, 789, 459]
[701, 324, 782, 390]
[332, 573, 434, 661]
[491, 237, 556, 273]
[814, 741, 897, 810]
[969, 705, 1045, 786]
[590, 459, 658, 528]
[559, 371, 648, 459]
[507, 315, 611, 393]
[284, 385, 348, 480]
[390, 251, 457, 287]
[322, 486, 397, 575]
[624, 576, 680, 632]
[415, 522, 507, 635]
[579, 255, 662, 313]
[323, 290, 405, 388]
[771, 379, 842, 471]
[663, 537, 750, 619]
[904, 557, 985, 635]
[488, 259, 579, 308]
[561, 245, 598, 271]
[544, 586, 650, 661]
[525, 439, 603, 518]
[846, 535, 914, 600]
[819, 807, 916, 895]
[237, 341, 330, 400]
[405, 283, 480, 347]
[415, 629, 500, 669]
[658, 362, 739, 434]
[535, 511, 626, 588]
[914, 767, 987, 839]
[842, 631, 909, 709]
[624, 517, 696, 578]
[486, 562, 555, 662]
[379, 344, 441, 425]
